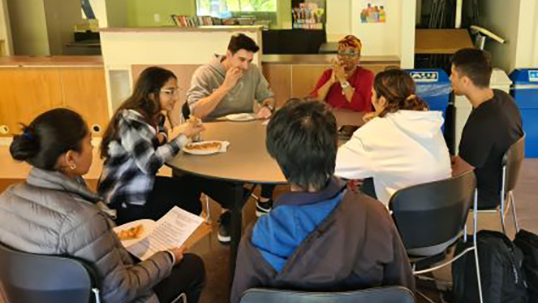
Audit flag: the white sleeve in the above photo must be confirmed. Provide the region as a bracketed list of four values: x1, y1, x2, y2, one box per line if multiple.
[335, 136, 374, 180]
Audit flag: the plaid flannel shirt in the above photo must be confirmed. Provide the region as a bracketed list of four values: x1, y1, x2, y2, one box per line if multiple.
[98, 109, 188, 207]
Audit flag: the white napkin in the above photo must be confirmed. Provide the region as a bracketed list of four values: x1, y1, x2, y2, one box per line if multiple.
[218, 141, 230, 153]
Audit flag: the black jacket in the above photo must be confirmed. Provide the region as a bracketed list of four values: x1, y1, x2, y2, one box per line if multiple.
[231, 179, 415, 303]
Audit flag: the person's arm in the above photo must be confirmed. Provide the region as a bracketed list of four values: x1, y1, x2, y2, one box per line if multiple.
[61, 212, 175, 303]
[256, 98, 276, 119]
[348, 69, 375, 110]
[231, 229, 263, 303]
[455, 119, 492, 176]
[311, 69, 335, 102]
[334, 135, 374, 180]
[120, 121, 192, 175]
[452, 155, 475, 177]
[383, 223, 416, 292]
[190, 67, 243, 119]
[318, 72, 337, 101]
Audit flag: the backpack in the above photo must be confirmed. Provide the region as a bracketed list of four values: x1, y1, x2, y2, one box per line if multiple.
[452, 230, 528, 303]
[515, 229, 538, 302]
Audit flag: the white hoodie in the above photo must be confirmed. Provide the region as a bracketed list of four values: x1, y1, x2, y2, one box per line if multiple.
[335, 110, 452, 207]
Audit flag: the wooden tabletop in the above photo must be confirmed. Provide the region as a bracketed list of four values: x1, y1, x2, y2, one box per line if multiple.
[415, 29, 474, 54]
[167, 109, 364, 184]
[0, 56, 103, 67]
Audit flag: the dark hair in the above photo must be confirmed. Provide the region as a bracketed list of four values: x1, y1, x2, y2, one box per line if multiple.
[100, 66, 176, 158]
[266, 99, 337, 191]
[451, 48, 492, 88]
[227, 33, 259, 55]
[10, 108, 88, 170]
[374, 69, 429, 117]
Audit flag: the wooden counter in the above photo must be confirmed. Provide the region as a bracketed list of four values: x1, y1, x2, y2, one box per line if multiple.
[0, 56, 108, 137]
[415, 29, 474, 54]
[262, 54, 400, 106]
[263, 54, 400, 65]
[99, 25, 263, 33]
[0, 56, 103, 67]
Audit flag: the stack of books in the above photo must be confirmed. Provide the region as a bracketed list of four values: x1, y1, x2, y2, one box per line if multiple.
[171, 15, 224, 27]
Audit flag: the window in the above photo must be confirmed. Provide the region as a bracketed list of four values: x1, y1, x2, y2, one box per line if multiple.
[196, 0, 278, 17]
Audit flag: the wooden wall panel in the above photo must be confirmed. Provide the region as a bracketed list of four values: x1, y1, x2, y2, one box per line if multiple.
[262, 64, 291, 108]
[60, 68, 109, 136]
[291, 65, 328, 99]
[0, 68, 63, 136]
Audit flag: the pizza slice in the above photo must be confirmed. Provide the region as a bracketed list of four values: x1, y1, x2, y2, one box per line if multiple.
[116, 224, 144, 241]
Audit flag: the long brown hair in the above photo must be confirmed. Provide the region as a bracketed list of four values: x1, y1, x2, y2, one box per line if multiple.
[100, 66, 177, 159]
[374, 68, 428, 117]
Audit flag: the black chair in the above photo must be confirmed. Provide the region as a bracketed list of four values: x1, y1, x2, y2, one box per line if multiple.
[0, 243, 101, 303]
[477, 134, 525, 234]
[239, 286, 416, 303]
[389, 170, 483, 303]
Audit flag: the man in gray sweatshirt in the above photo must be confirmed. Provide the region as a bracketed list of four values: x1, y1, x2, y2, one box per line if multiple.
[186, 34, 276, 243]
[187, 33, 275, 120]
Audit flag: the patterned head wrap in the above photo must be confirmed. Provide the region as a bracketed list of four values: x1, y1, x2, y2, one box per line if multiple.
[338, 35, 363, 52]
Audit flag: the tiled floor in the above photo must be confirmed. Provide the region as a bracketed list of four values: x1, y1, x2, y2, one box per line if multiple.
[1, 143, 537, 303]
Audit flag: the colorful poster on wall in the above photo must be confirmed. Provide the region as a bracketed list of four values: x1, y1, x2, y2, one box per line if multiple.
[360, 0, 387, 24]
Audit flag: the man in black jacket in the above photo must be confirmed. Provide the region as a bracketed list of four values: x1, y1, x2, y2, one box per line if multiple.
[231, 99, 415, 303]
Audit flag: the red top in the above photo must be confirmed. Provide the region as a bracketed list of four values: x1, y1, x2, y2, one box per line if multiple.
[311, 67, 374, 112]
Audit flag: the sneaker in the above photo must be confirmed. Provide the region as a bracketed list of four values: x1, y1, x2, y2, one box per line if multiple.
[255, 199, 273, 217]
[217, 211, 231, 244]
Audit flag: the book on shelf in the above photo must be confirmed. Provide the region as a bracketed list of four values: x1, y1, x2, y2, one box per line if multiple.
[171, 15, 226, 27]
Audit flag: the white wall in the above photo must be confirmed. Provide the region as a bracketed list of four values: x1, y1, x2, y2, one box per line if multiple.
[0, 0, 13, 55]
[327, 0, 415, 67]
[326, 0, 352, 42]
[7, 0, 50, 55]
[515, 0, 538, 68]
[43, 0, 84, 55]
[479, 0, 538, 72]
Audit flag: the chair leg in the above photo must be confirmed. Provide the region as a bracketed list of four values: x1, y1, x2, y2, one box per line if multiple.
[204, 195, 211, 221]
[500, 192, 507, 235]
[510, 191, 521, 233]
[417, 290, 438, 303]
[472, 189, 484, 303]
[473, 246, 484, 303]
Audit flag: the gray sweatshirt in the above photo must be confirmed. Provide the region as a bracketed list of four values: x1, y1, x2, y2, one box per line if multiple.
[187, 54, 274, 119]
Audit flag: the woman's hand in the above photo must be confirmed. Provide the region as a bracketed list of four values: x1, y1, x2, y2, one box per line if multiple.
[168, 245, 188, 266]
[332, 62, 347, 83]
[170, 120, 205, 139]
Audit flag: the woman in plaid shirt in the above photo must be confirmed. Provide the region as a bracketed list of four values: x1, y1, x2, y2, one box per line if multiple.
[98, 67, 205, 224]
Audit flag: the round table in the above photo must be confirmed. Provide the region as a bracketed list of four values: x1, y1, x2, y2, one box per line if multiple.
[167, 108, 364, 282]
[168, 108, 364, 183]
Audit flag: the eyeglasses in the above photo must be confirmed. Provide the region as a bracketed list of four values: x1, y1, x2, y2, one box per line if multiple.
[160, 87, 181, 96]
[337, 50, 359, 57]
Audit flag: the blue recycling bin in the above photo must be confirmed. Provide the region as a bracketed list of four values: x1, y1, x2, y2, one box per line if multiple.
[510, 69, 538, 157]
[405, 69, 452, 131]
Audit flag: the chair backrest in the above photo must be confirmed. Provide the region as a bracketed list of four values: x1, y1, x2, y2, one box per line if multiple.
[0, 242, 97, 303]
[389, 171, 476, 250]
[239, 286, 415, 303]
[503, 134, 525, 194]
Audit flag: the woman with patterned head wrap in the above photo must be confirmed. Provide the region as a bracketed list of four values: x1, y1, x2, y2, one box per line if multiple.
[311, 35, 374, 112]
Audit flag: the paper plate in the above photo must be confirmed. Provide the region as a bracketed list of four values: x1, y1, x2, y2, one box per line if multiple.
[226, 113, 257, 122]
[183, 140, 226, 155]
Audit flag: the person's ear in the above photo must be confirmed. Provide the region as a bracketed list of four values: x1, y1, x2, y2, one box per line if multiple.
[378, 96, 388, 108]
[57, 150, 77, 172]
[64, 150, 79, 171]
